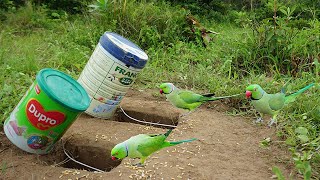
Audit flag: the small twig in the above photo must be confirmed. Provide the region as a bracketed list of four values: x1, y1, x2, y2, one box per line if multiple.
[0, 147, 9, 154]
[0, 164, 18, 170]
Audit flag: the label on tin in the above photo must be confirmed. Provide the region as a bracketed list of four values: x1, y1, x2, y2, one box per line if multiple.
[26, 99, 66, 130]
[107, 65, 138, 86]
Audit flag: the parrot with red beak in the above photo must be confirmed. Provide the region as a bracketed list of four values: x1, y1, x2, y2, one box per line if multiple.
[245, 83, 314, 127]
[110, 129, 197, 166]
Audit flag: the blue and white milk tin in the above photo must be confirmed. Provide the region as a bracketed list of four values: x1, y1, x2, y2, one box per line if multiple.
[78, 32, 148, 119]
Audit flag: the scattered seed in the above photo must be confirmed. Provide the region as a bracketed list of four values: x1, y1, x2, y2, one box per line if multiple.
[188, 163, 194, 167]
[177, 175, 183, 178]
[119, 173, 122, 177]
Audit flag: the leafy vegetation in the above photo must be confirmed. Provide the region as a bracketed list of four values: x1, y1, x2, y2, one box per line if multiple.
[0, 0, 319, 178]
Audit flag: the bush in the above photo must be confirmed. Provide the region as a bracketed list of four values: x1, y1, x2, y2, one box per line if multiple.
[90, 0, 191, 50]
[229, 4, 320, 77]
[4, 2, 52, 30]
[32, 0, 93, 14]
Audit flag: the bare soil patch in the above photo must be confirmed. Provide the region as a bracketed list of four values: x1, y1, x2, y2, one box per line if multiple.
[0, 89, 297, 180]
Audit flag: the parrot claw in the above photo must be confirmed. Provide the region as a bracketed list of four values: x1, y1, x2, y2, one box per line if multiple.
[134, 162, 145, 167]
[267, 118, 276, 127]
[179, 111, 192, 118]
[255, 117, 263, 123]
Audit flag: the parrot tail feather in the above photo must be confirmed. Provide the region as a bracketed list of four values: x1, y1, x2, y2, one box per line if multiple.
[162, 138, 197, 148]
[168, 138, 197, 145]
[285, 83, 314, 104]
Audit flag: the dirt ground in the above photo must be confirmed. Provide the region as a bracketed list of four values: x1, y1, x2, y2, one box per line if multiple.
[0, 89, 298, 180]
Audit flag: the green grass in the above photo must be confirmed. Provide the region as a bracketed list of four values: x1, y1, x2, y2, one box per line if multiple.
[0, 1, 319, 178]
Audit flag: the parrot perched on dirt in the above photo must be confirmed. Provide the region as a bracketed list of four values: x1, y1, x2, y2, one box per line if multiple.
[245, 83, 314, 127]
[110, 129, 197, 166]
[159, 83, 240, 115]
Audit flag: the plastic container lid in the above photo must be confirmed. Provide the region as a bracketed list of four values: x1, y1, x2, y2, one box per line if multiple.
[99, 32, 148, 69]
[36, 68, 90, 112]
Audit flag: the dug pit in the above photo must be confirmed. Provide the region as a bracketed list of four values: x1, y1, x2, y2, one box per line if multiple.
[40, 135, 121, 172]
[113, 96, 180, 128]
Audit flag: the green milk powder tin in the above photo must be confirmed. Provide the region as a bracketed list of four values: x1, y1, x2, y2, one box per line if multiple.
[3, 68, 90, 154]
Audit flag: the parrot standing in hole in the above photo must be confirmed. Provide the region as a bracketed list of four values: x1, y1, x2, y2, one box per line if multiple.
[159, 83, 240, 116]
[245, 83, 314, 127]
[110, 129, 197, 166]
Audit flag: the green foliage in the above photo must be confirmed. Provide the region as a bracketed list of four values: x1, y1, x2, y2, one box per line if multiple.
[293, 151, 312, 180]
[1, 161, 8, 174]
[32, 0, 92, 14]
[272, 166, 285, 180]
[4, 2, 52, 30]
[89, 0, 191, 50]
[260, 137, 271, 148]
[0, 0, 25, 11]
[229, 3, 319, 77]
[88, 0, 108, 12]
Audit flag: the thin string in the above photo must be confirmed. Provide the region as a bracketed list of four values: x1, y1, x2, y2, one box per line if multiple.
[119, 106, 178, 128]
[61, 139, 105, 173]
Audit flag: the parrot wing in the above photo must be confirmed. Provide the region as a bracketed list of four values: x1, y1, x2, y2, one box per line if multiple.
[268, 93, 286, 111]
[177, 91, 203, 104]
[136, 135, 166, 157]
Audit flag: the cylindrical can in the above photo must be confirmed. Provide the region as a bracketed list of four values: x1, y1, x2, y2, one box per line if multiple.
[3, 68, 90, 154]
[78, 32, 148, 119]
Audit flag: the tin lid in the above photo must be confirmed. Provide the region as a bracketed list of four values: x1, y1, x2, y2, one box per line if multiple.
[99, 32, 148, 69]
[36, 68, 90, 112]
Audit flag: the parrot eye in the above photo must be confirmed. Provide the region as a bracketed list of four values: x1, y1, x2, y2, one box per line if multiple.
[254, 88, 257, 91]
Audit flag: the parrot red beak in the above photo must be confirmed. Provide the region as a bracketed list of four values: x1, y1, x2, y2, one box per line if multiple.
[160, 89, 163, 94]
[245, 91, 252, 99]
[111, 156, 117, 161]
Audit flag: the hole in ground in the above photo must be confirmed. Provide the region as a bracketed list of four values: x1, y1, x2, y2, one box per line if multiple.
[113, 107, 179, 128]
[41, 138, 121, 172]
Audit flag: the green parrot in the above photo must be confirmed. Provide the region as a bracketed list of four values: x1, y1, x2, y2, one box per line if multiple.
[245, 83, 314, 127]
[110, 129, 197, 166]
[159, 83, 240, 115]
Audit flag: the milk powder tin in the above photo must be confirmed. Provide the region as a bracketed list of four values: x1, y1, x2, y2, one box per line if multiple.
[78, 32, 148, 119]
[4, 68, 90, 154]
